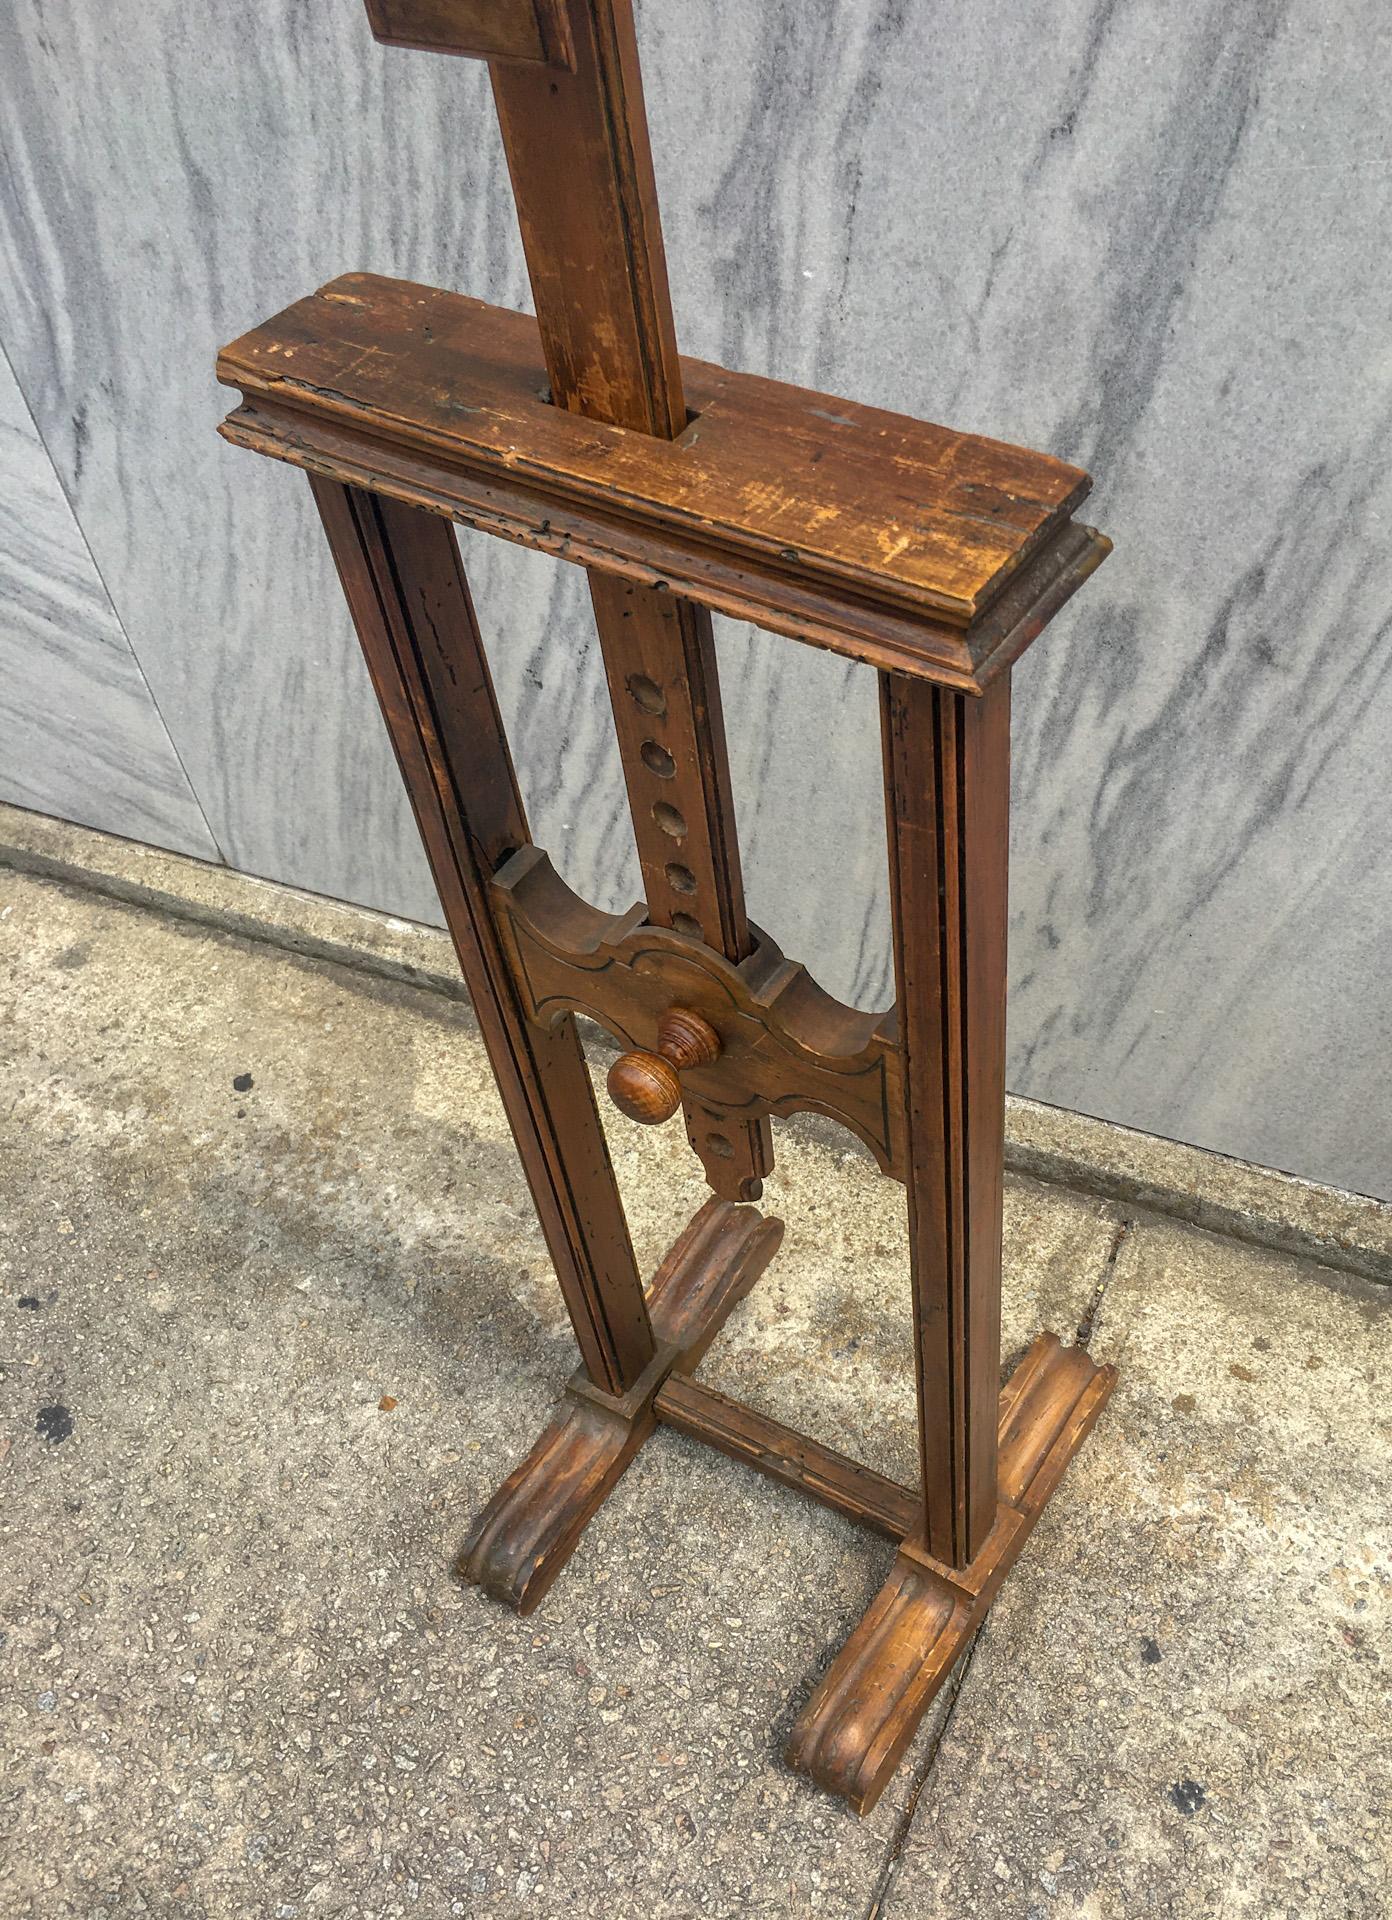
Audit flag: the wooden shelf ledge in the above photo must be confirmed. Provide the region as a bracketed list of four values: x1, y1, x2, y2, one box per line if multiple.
[218, 273, 1108, 691]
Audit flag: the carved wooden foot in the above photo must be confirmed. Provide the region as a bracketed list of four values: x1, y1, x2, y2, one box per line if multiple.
[457, 1197, 783, 1613]
[786, 1332, 1116, 1814]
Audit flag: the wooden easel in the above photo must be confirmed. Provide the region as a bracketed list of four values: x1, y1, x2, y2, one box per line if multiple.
[216, 0, 1117, 1815]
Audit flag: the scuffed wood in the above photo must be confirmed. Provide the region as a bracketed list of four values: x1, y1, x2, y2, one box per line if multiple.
[310, 478, 654, 1397]
[652, 1376, 919, 1539]
[787, 1333, 1117, 1815]
[882, 671, 1011, 1566]
[489, 0, 768, 1200]
[490, 845, 906, 1183]
[458, 1197, 783, 1612]
[217, 0, 1119, 1829]
[217, 275, 1106, 691]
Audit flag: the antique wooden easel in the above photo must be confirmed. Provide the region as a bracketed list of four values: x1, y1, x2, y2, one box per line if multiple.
[216, 0, 1117, 1814]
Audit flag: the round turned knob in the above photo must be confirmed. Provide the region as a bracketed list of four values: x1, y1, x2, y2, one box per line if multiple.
[607, 1049, 683, 1124]
[607, 1007, 721, 1125]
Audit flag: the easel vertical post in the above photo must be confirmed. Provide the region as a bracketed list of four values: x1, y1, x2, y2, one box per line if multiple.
[881, 671, 1011, 1568]
[310, 477, 656, 1397]
[486, 0, 772, 1199]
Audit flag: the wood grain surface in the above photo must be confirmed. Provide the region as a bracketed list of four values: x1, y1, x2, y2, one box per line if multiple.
[364, 0, 574, 66]
[217, 273, 1104, 690]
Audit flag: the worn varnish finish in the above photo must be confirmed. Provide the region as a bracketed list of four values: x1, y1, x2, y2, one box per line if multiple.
[459, 1196, 783, 1612]
[216, 0, 1117, 1817]
[490, 0, 768, 1200]
[490, 843, 905, 1194]
[219, 275, 1108, 692]
[787, 1333, 1117, 1814]
[308, 476, 655, 1396]
[651, 1375, 920, 1541]
[881, 671, 1011, 1567]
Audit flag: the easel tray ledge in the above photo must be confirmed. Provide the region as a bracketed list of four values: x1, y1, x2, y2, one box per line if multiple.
[217, 273, 1109, 693]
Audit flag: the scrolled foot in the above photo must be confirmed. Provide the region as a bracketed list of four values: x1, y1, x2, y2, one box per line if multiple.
[787, 1555, 968, 1814]
[458, 1196, 784, 1614]
[457, 1395, 646, 1615]
[787, 1331, 1116, 1814]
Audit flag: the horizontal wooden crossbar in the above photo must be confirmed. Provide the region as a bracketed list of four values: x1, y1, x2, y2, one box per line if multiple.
[217, 275, 1109, 692]
[492, 846, 906, 1185]
[654, 1375, 918, 1538]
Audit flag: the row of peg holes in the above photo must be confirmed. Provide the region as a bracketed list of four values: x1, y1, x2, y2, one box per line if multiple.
[629, 673, 732, 1167]
[630, 674, 702, 937]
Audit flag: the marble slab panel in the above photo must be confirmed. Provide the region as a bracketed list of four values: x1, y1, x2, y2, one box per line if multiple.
[635, 0, 1392, 1196]
[1, 0, 1390, 1195]
[0, 344, 217, 859]
[0, 0, 507, 923]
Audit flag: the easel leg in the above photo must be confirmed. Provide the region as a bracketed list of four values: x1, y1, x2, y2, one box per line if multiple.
[310, 478, 654, 1398]
[787, 673, 1116, 1814]
[884, 671, 1011, 1569]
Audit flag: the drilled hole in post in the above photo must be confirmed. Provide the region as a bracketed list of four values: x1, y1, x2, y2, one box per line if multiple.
[641, 740, 676, 778]
[706, 1133, 734, 1159]
[652, 801, 686, 840]
[665, 863, 697, 895]
[671, 913, 703, 938]
[627, 674, 666, 716]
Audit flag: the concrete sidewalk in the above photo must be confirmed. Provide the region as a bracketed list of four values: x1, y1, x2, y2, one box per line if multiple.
[0, 857, 1387, 1919]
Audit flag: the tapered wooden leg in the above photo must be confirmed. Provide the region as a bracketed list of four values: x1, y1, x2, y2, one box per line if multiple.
[311, 477, 654, 1396]
[881, 670, 1012, 1569]
[459, 1196, 784, 1613]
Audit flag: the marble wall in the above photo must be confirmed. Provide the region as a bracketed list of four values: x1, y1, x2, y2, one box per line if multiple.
[2, 0, 1389, 1200]
[0, 345, 217, 857]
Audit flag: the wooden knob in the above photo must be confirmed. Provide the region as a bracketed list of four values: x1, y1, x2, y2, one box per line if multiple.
[607, 1007, 720, 1125]
[607, 1049, 683, 1124]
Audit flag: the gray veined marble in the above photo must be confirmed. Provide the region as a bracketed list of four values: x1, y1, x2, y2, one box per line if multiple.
[0, 342, 218, 858]
[1, 0, 1390, 1198]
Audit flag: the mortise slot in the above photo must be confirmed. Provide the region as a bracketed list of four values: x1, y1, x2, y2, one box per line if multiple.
[665, 863, 697, 895]
[653, 801, 686, 839]
[539, 382, 699, 435]
[641, 740, 676, 778]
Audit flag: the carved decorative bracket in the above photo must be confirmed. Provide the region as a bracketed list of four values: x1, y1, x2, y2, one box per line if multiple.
[491, 845, 906, 1195]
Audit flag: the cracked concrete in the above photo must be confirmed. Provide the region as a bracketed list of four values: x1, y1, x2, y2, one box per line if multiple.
[0, 859, 1387, 1918]
[881, 1223, 1392, 1919]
